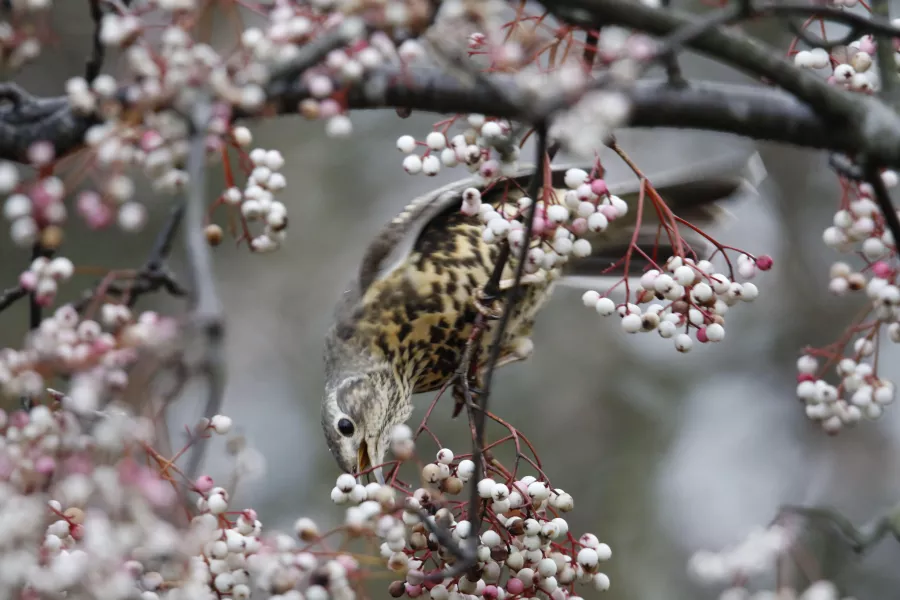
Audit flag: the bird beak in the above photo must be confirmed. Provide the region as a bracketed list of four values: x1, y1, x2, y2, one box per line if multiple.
[357, 440, 371, 475]
[357, 440, 386, 485]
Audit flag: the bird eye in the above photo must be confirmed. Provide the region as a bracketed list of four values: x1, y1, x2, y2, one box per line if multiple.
[337, 418, 355, 437]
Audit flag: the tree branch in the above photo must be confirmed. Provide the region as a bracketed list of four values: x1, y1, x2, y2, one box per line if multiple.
[182, 97, 226, 482]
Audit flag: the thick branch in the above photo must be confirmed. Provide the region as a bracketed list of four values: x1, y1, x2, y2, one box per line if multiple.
[546, 0, 862, 122]
[0, 66, 895, 168]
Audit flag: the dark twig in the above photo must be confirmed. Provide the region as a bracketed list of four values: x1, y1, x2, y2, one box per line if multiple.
[829, 154, 865, 182]
[144, 200, 186, 274]
[433, 126, 550, 582]
[29, 243, 53, 330]
[0, 286, 27, 312]
[182, 97, 226, 482]
[85, 0, 105, 82]
[870, 0, 900, 110]
[658, 0, 687, 87]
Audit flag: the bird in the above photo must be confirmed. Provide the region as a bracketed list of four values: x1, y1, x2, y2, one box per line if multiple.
[321, 151, 767, 483]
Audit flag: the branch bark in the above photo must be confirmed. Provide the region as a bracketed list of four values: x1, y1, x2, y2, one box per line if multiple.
[0, 73, 869, 170]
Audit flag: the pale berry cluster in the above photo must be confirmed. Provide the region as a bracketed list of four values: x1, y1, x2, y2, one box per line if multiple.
[398, 115, 520, 182]
[0, 304, 177, 411]
[793, 35, 879, 93]
[16, 256, 75, 307]
[220, 130, 290, 254]
[688, 525, 792, 585]
[2, 167, 69, 248]
[788, 29, 900, 431]
[582, 253, 765, 353]
[327, 425, 612, 600]
[796, 350, 896, 434]
[0, 0, 48, 71]
[460, 166, 623, 261]
[718, 581, 849, 600]
[457, 166, 768, 353]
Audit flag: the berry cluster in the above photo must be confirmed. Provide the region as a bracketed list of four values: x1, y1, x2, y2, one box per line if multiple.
[689, 525, 849, 600]
[326, 425, 613, 600]
[456, 165, 769, 353]
[16, 256, 74, 307]
[718, 581, 849, 600]
[397, 115, 520, 183]
[784, 20, 900, 431]
[0, 304, 177, 411]
[583, 254, 765, 353]
[795, 350, 896, 434]
[2, 168, 70, 249]
[219, 131, 290, 254]
[793, 35, 878, 93]
[688, 525, 791, 585]
[31, 4, 434, 254]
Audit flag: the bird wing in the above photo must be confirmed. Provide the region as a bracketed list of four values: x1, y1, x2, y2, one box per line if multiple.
[335, 151, 766, 327]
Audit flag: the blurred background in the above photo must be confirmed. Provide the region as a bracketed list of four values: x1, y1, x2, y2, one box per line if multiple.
[2, 2, 900, 599]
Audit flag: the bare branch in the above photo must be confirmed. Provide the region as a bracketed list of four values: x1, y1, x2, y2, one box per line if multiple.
[182, 96, 226, 482]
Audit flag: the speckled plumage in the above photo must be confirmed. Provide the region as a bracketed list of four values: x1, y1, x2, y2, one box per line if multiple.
[321, 154, 767, 477]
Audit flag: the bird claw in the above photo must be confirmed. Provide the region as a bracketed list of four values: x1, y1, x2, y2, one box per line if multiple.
[451, 380, 484, 418]
[473, 288, 504, 320]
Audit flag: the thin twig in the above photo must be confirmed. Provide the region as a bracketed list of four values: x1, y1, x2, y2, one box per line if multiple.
[864, 161, 900, 256]
[431, 126, 549, 582]
[144, 200, 186, 274]
[85, 0, 105, 82]
[29, 243, 52, 330]
[0, 286, 26, 313]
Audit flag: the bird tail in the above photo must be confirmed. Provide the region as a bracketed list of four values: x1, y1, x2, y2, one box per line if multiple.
[554, 151, 768, 294]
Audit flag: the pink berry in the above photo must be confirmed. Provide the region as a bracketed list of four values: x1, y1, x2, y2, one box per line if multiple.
[10, 411, 29, 428]
[140, 478, 177, 508]
[872, 261, 892, 279]
[590, 178, 608, 196]
[483, 585, 499, 600]
[571, 217, 588, 235]
[18, 271, 38, 291]
[860, 38, 876, 54]
[697, 328, 709, 343]
[140, 130, 164, 152]
[34, 456, 56, 475]
[531, 217, 547, 236]
[507, 579, 525, 595]
[755, 255, 774, 270]
[195, 475, 215, 493]
[406, 584, 422, 598]
[63, 454, 93, 475]
[27, 141, 55, 167]
[35, 293, 55, 307]
[320, 99, 341, 118]
[600, 205, 618, 220]
[243, 509, 258, 521]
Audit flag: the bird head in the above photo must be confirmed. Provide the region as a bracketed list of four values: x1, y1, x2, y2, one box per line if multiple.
[321, 371, 412, 484]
